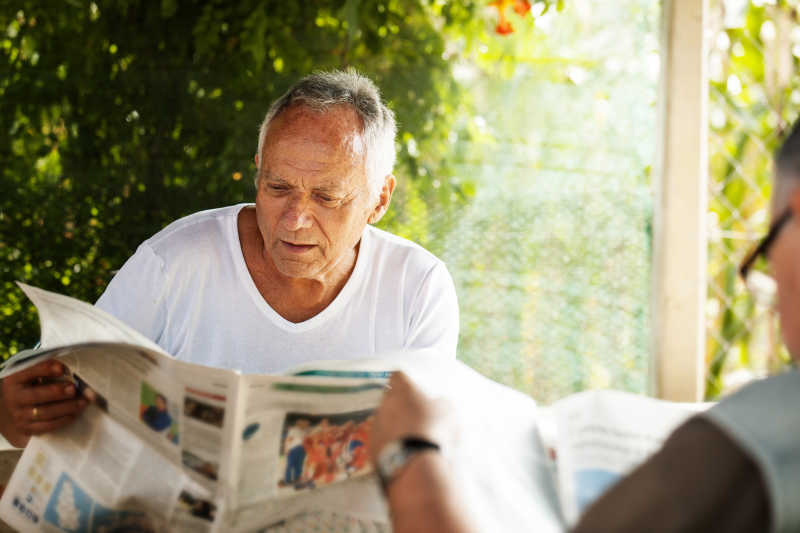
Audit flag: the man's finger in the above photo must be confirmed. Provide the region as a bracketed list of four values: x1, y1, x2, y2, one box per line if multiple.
[22, 414, 81, 436]
[388, 371, 410, 389]
[3, 360, 65, 386]
[16, 398, 87, 424]
[13, 382, 76, 408]
[82, 387, 98, 402]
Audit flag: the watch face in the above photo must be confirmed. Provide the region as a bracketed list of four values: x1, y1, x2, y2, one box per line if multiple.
[387, 450, 409, 471]
[377, 437, 439, 491]
[377, 440, 409, 483]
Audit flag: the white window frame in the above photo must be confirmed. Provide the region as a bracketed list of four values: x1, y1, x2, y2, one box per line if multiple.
[652, 0, 709, 401]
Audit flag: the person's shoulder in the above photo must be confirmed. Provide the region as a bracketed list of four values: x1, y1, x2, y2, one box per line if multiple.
[701, 370, 800, 531]
[146, 204, 247, 248]
[364, 225, 445, 269]
[127, 204, 249, 274]
[707, 370, 800, 420]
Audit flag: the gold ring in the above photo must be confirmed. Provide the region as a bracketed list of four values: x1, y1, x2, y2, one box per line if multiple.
[32, 407, 38, 420]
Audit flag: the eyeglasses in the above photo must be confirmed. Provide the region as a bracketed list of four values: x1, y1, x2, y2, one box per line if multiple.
[739, 207, 793, 282]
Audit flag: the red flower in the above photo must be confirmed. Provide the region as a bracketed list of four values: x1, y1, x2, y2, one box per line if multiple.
[496, 19, 514, 35]
[513, 0, 531, 16]
[490, 0, 530, 36]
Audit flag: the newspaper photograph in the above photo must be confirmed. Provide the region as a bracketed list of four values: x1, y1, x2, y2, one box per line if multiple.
[276, 409, 373, 491]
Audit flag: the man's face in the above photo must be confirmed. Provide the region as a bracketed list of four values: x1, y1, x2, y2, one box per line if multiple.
[255, 105, 387, 282]
[771, 196, 800, 359]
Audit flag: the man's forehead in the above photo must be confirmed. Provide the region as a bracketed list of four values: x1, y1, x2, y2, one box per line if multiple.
[267, 133, 362, 160]
[264, 117, 365, 166]
[267, 104, 364, 144]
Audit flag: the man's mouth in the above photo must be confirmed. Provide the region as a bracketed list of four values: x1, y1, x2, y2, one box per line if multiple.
[280, 240, 316, 253]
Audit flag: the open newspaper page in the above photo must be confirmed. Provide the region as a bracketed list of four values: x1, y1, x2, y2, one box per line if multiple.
[543, 390, 710, 526]
[0, 370, 390, 533]
[229, 369, 391, 532]
[295, 356, 567, 533]
[1, 285, 245, 524]
[4, 344, 243, 493]
[0, 405, 215, 532]
[415, 360, 564, 533]
[14, 283, 166, 354]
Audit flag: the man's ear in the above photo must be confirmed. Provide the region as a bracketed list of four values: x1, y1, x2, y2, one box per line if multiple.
[368, 175, 397, 224]
[254, 153, 259, 167]
[790, 188, 800, 216]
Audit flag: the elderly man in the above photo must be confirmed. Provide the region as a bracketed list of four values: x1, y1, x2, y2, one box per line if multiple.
[369, 120, 800, 533]
[0, 69, 459, 447]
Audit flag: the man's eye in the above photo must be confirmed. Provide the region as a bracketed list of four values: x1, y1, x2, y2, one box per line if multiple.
[267, 183, 289, 192]
[315, 194, 339, 205]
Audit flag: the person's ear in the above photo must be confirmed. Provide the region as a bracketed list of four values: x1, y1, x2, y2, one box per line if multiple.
[254, 153, 259, 167]
[368, 175, 396, 224]
[790, 188, 800, 216]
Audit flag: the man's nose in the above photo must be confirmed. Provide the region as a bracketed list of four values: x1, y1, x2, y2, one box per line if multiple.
[281, 194, 313, 231]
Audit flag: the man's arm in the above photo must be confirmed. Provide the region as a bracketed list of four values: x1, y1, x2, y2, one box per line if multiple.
[369, 372, 476, 533]
[384, 451, 476, 533]
[573, 417, 770, 533]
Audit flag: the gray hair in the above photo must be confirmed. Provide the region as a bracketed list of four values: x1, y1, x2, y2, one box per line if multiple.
[773, 119, 800, 212]
[256, 69, 397, 201]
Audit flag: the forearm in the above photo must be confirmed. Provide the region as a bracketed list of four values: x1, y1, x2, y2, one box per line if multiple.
[386, 452, 477, 533]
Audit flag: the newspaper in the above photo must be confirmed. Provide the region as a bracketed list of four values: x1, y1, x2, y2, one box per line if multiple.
[0, 284, 390, 532]
[540, 390, 711, 527]
[0, 284, 710, 532]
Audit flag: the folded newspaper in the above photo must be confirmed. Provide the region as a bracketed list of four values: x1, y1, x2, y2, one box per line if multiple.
[0, 284, 708, 532]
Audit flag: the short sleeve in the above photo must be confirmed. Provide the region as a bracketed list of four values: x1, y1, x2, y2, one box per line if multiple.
[702, 371, 800, 533]
[404, 261, 459, 358]
[95, 243, 167, 343]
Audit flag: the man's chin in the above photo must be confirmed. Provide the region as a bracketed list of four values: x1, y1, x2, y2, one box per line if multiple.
[273, 259, 319, 280]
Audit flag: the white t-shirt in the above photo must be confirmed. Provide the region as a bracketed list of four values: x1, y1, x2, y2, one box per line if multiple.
[95, 204, 459, 373]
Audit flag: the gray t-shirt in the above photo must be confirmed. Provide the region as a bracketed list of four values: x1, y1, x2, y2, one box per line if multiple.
[575, 371, 800, 532]
[703, 370, 800, 533]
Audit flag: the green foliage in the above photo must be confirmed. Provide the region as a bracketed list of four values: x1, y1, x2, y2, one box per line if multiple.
[705, 0, 799, 398]
[0, 0, 490, 357]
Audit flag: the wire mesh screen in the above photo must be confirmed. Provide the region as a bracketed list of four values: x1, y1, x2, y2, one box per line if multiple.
[705, 0, 797, 398]
[418, 1, 659, 404]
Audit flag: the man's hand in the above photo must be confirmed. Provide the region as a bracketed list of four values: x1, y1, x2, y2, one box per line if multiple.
[369, 371, 452, 462]
[0, 360, 87, 447]
[368, 372, 476, 533]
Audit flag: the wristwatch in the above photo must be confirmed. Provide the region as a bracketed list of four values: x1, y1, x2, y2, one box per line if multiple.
[375, 436, 440, 492]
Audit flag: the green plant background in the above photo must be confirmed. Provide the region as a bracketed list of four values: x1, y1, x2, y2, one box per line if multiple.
[705, 0, 799, 398]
